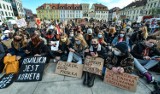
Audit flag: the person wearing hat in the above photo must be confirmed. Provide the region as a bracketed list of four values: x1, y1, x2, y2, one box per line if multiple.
[106, 42, 134, 74]
[84, 28, 93, 45]
[132, 36, 160, 83]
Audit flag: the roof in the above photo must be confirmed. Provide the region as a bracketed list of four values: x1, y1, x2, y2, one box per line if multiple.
[109, 7, 120, 13]
[93, 4, 108, 11]
[36, 3, 82, 10]
[123, 0, 147, 9]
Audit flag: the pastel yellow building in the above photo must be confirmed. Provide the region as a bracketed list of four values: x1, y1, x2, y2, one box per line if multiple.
[36, 4, 60, 21]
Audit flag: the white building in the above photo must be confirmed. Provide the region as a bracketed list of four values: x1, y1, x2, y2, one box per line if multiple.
[59, 4, 82, 21]
[0, 0, 14, 21]
[108, 7, 120, 21]
[81, 3, 89, 19]
[119, 0, 147, 22]
[10, 0, 25, 18]
[90, 4, 109, 22]
[145, 0, 160, 16]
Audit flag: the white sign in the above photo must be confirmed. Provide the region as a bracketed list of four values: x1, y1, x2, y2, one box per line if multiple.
[51, 41, 59, 51]
[137, 16, 143, 23]
[16, 18, 27, 27]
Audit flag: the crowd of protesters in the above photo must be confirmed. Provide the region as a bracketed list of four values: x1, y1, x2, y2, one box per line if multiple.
[0, 19, 160, 87]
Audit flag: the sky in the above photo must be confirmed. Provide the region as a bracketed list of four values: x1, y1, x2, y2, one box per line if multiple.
[22, 0, 135, 14]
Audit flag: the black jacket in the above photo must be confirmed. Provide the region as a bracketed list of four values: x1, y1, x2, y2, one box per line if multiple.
[131, 42, 160, 59]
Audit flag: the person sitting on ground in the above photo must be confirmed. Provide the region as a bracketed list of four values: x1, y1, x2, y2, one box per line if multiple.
[105, 42, 134, 75]
[7, 32, 28, 61]
[132, 36, 160, 83]
[83, 38, 107, 87]
[0, 40, 7, 73]
[97, 31, 107, 46]
[67, 35, 88, 64]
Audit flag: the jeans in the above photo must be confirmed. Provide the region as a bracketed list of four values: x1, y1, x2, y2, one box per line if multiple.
[67, 52, 82, 64]
[134, 56, 159, 74]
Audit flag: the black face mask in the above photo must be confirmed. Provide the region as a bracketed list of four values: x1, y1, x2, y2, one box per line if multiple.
[92, 44, 98, 48]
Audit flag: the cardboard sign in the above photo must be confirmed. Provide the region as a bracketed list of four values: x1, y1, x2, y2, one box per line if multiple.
[16, 56, 47, 82]
[104, 69, 139, 92]
[55, 61, 83, 78]
[36, 18, 41, 26]
[51, 41, 59, 51]
[0, 74, 15, 89]
[83, 56, 104, 75]
[16, 18, 27, 27]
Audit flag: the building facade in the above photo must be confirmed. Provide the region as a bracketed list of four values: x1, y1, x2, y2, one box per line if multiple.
[145, 0, 160, 17]
[0, 0, 15, 21]
[10, 0, 25, 18]
[81, 3, 89, 19]
[36, 3, 82, 21]
[89, 4, 109, 22]
[119, 0, 147, 22]
[108, 7, 120, 22]
[24, 8, 33, 19]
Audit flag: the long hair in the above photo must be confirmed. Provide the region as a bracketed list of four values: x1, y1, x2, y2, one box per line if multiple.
[12, 32, 27, 50]
[75, 35, 88, 48]
[59, 34, 70, 45]
[31, 33, 42, 47]
[141, 26, 148, 39]
[109, 27, 116, 35]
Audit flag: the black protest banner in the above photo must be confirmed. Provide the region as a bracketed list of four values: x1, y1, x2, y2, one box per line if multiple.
[0, 74, 15, 89]
[16, 56, 47, 82]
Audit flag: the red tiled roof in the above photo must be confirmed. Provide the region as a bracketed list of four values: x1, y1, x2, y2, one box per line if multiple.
[93, 4, 108, 11]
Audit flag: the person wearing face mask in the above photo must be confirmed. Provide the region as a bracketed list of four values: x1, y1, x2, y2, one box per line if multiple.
[68, 30, 75, 43]
[67, 36, 88, 64]
[83, 38, 107, 87]
[112, 30, 131, 52]
[53, 34, 72, 62]
[97, 32, 107, 46]
[132, 36, 160, 83]
[84, 28, 93, 45]
[105, 42, 134, 76]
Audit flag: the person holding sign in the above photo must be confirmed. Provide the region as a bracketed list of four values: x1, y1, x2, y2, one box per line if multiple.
[67, 35, 88, 64]
[83, 38, 107, 87]
[132, 36, 160, 83]
[105, 42, 134, 75]
[53, 34, 72, 62]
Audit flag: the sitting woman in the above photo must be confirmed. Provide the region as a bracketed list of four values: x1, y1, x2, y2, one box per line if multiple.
[83, 38, 107, 87]
[25, 33, 52, 59]
[105, 42, 134, 75]
[112, 30, 131, 52]
[53, 34, 72, 62]
[7, 32, 28, 61]
[67, 35, 88, 64]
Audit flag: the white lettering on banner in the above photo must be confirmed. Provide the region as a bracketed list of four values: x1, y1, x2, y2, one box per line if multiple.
[22, 57, 47, 64]
[17, 73, 40, 81]
[23, 65, 40, 72]
[0, 74, 14, 88]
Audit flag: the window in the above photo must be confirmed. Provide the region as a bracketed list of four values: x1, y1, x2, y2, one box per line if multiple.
[0, 4, 2, 9]
[9, 12, 10, 16]
[7, 5, 9, 10]
[5, 12, 7, 16]
[1, 11, 4, 16]
[10, 6, 12, 10]
[3, 4, 6, 9]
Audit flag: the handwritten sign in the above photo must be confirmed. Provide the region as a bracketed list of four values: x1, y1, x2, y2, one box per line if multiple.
[83, 56, 104, 75]
[0, 74, 15, 89]
[51, 41, 59, 51]
[16, 56, 47, 82]
[104, 69, 139, 92]
[55, 61, 83, 78]
[16, 18, 27, 27]
[36, 18, 41, 26]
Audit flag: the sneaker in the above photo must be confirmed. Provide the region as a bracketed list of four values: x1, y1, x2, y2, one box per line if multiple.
[144, 72, 155, 83]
